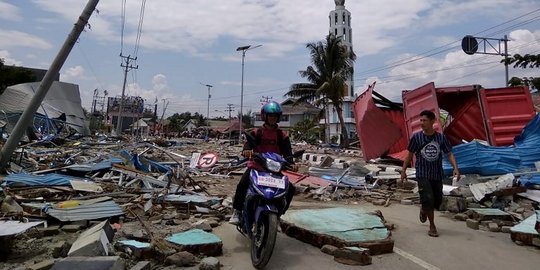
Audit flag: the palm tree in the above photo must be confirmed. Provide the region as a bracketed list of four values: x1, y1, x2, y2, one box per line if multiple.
[285, 33, 356, 147]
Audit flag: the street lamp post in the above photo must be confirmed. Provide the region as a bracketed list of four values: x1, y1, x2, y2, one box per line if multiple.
[236, 44, 261, 144]
[201, 83, 213, 140]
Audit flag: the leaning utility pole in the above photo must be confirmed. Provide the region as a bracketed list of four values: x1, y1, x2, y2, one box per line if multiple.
[116, 54, 138, 134]
[0, 0, 100, 170]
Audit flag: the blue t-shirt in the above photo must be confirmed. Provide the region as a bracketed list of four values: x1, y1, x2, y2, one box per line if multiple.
[407, 131, 451, 181]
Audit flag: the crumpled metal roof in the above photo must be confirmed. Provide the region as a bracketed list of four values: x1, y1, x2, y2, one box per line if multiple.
[45, 200, 123, 222]
[3, 173, 87, 186]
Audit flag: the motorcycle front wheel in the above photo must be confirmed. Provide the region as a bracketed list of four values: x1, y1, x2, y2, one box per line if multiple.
[251, 212, 278, 269]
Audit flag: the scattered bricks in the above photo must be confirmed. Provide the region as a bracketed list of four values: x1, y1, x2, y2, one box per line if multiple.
[454, 213, 468, 221]
[199, 257, 220, 270]
[61, 224, 83, 233]
[372, 199, 386, 206]
[444, 196, 467, 213]
[400, 199, 413, 205]
[501, 226, 512, 233]
[50, 256, 124, 270]
[28, 259, 56, 270]
[321, 245, 339, 255]
[165, 251, 197, 267]
[333, 247, 372, 266]
[130, 261, 151, 270]
[39, 225, 60, 237]
[466, 219, 480, 230]
[480, 220, 491, 227]
[51, 241, 71, 258]
[207, 220, 220, 228]
[194, 222, 213, 232]
[488, 223, 501, 232]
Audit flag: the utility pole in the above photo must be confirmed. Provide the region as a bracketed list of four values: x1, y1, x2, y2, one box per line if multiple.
[260, 96, 272, 104]
[116, 54, 138, 134]
[225, 103, 235, 142]
[0, 0, 100, 170]
[200, 83, 213, 140]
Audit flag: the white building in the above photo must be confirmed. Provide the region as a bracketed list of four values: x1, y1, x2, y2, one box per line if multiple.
[324, 0, 356, 143]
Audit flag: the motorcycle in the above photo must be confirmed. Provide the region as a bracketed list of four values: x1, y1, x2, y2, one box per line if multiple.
[236, 133, 303, 269]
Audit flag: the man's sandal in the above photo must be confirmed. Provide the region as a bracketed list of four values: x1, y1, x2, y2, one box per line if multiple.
[428, 230, 439, 237]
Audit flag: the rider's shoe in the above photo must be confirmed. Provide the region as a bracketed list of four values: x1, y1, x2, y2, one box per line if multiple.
[229, 210, 241, 225]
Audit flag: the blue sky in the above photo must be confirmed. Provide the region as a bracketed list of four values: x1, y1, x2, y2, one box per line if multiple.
[1, 0, 539, 118]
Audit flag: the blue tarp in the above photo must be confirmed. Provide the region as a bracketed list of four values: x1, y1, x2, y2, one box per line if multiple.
[520, 174, 540, 188]
[444, 114, 540, 176]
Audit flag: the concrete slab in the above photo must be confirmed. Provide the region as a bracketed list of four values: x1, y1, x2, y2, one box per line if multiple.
[511, 211, 540, 246]
[468, 208, 513, 221]
[280, 208, 393, 255]
[50, 256, 124, 270]
[68, 229, 109, 257]
[166, 229, 223, 256]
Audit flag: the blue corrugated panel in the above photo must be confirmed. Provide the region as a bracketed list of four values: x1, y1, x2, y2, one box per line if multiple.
[515, 114, 540, 168]
[3, 173, 76, 186]
[444, 114, 540, 176]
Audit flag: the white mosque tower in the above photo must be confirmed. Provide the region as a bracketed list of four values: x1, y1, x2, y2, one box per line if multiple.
[326, 0, 356, 143]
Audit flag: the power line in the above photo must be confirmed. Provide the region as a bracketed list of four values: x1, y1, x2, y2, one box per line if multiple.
[120, 0, 126, 54]
[133, 0, 147, 57]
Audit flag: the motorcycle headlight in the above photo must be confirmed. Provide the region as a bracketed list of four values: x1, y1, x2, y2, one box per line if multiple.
[265, 158, 282, 173]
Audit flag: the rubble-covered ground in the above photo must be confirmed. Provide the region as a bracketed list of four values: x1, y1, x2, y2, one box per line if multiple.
[0, 136, 538, 270]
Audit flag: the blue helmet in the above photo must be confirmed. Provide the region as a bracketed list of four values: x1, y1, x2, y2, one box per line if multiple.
[261, 101, 282, 123]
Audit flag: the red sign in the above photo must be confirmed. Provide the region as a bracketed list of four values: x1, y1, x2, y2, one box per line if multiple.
[197, 152, 219, 168]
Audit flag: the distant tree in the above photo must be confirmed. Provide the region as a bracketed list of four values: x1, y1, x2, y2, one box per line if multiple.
[285, 34, 356, 148]
[238, 110, 253, 128]
[502, 54, 540, 91]
[0, 58, 36, 94]
[290, 118, 323, 144]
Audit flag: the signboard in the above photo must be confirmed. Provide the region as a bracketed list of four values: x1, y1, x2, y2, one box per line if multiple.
[197, 152, 219, 168]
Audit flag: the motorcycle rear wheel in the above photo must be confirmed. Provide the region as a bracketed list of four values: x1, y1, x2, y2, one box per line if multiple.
[251, 212, 278, 269]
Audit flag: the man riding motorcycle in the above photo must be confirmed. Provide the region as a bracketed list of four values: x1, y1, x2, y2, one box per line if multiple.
[229, 101, 296, 224]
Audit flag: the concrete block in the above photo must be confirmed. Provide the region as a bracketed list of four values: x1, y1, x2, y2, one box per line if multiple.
[466, 219, 479, 230]
[39, 225, 60, 237]
[488, 223, 501, 232]
[81, 220, 115, 242]
[28, 259, 56, 270]
[400, 199, 414, 205]
[199, 257, 220, 270]
[320, 244, 338, 255]
[333, 246, 372, 266]
[51, 241, 70, 258]
[532, 238, 540, 248]
[454, 213, 468, 221]
[165, 251, 197, 267]
[501, 226, 512, 233]
[68, 228, 109, 257]
[129, 261, 151, 270]
[50, 256, 124, 270]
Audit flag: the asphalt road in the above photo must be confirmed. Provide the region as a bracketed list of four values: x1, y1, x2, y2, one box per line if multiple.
[212, 200, 540, 270]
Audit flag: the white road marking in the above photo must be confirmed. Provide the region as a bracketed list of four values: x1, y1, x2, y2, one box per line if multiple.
[393, 247, 442, 270]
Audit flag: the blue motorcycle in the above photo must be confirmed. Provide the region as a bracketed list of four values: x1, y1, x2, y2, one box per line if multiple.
[236, 135, 302, 268]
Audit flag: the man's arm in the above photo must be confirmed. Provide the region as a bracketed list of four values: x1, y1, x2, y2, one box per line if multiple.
[400, 151, 414, 181]
[447, 151, 460, 181]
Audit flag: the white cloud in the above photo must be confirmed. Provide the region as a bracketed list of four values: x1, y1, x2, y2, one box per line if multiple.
[0, 1, 21, 21]
[0, 30, 52, 49]
[0, 50, 22, 65]
[61, 65, 86, 82]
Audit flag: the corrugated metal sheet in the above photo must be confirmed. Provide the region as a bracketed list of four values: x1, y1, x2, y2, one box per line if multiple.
[3, 173, 86, 186]
[381, 108, 408, 155]
[443, 94, 487, 145]
[479, 86, 535, 146]
[513, 113, 540, 168]
[352, 85, 402, 160]
[402, 82, 442, 139]
[45, 200, 123, 221]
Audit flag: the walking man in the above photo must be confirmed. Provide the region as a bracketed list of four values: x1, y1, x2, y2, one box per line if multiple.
[401, 110, 460, 237]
